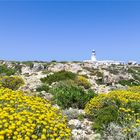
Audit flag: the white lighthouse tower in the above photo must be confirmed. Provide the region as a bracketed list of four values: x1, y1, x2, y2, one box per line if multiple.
[91, 50, 96, 61]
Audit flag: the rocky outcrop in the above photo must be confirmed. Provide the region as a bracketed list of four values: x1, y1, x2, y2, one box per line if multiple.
[69, 119, 101, 140]
[20, 71, 46, 92]
[48, 63, 83, 73]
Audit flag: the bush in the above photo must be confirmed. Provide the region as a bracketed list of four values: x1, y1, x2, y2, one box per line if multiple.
[102, 123, 125, 140]
[0, 76, 24, 90]
[128, 86, 140, 93]
[63, 108, 85, 120]
[85, 90, 140, 136]
[36, 84, 49, 92]
[85, 90, 140, 116]
[118, 79, 140, 87]
[0, 88, 71, 139]
[92, 106, 118, 131]
[22, 61, 34, 68]
[49, 81, 96, 109]
[118, 107, 140, 139]
[75, 76, 91, 89]
[41, 71, 77, 85]
[0, 65, 16, 76]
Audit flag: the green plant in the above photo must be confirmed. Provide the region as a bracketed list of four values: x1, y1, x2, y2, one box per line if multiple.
[128, 102, 140, 113]
[92, 106, 118, 131]
[96, 78, 103, 85]
[102, 123, 125, 140]
[0, 65, 16, 76]
[36, 84, 49, 92]
[78, 114, 85, 121]
[63, 108, 84, 120]
[0, 76, 24, 90]
[41, 71, 77, 85]
[75, 76, 91, 89]
[128, 86, 140, 93]
[118, 79, 140, 87]
[42, 70, 50, 74]
[92, 122, 102, 132]
[85, 89, 140, 135]
[22, 61, 34, 68]
[118, 107, 140, 140]
[49, 81, 96, 109]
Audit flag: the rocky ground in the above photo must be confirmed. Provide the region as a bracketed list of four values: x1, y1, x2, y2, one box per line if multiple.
[16, 61, 138, 93]
[1, 60, 140, 140]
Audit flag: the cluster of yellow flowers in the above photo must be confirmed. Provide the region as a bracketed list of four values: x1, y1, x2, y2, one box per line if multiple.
[84, 90, 140, 115]
[119, 107, 140, 137]
[128, 86, 140, 93]
[85, 88, 140, 138]
[0, 76, 24, 90]
[75, 76, 91, 89]
[0, 88, 71, 140]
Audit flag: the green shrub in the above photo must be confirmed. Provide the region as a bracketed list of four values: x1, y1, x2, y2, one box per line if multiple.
[36, 84, 49, 92]
[0, 65, 16, 76]
[14, 64, 22, 73]
[49, 81, 96, 109]
[128, 86, 140, 93]
[118, 79, 140, 86]
[128, 102, 140, 113]
[96, 78, 103, 85]
[51, 60, 57, 63]
[42, 70, 50, 74]
[85, 90, 140, 133]
[75, 76, 91, 89]
[22, 61, 34, 68]
[41, 71, 77, 85]
[92, 106, 118, 131]
[0, 76, 24, 90]
[92, 122, 102, 132]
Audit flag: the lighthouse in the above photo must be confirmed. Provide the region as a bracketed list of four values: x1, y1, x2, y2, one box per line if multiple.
[91, 50, 96, 61]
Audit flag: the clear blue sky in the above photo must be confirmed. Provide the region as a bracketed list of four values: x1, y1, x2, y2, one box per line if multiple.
[0, 0, 140, 62]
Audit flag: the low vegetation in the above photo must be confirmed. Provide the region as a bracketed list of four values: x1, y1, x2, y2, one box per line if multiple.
[75, 76, 91, 89]
[49, 81, 96, 109]
[41, 71, 77, 84]
[85, 88, 140, 139]
[118, 79, 140, 87]
[1, 62, 140, 139]
[0, 65, 16, 76]
[36, 84, 49, 92]
[0, 76, 24, 90]
[22, 61, 34, 68]
[0, 88, 71, 140]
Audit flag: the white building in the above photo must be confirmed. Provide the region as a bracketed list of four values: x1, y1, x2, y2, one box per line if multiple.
[91, 50, 96, 61]
[84, 50, 125, 65]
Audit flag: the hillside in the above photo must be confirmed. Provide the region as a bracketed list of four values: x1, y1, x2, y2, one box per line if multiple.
[0, 60, 140, 140]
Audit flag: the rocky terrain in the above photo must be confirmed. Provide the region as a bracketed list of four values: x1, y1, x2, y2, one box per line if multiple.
[1, 60, 139, 93]
[0, 60, 140, 140]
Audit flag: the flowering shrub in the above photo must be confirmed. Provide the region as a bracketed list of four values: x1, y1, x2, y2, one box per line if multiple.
[85, 90, 140, 116]
[75, 76, 91, 89]
[85, 90, 140, 138]
[0, 76, 24, 90]
[118, 107, 140, 139]
[0, 88, 71, 140]
[128, 86, 140, 93]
